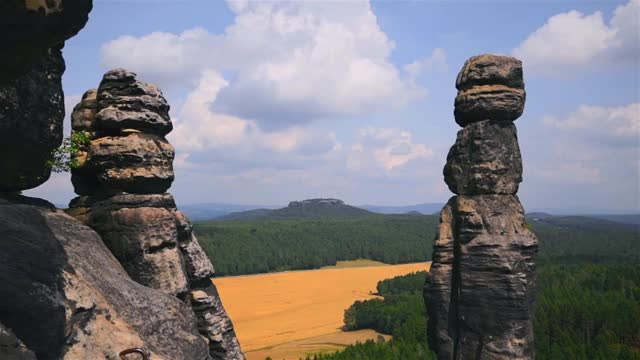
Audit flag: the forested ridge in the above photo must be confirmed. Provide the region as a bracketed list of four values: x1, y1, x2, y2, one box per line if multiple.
[308, 265, 640, 360]
[196, 215, 437, 276]
[195, 214, 639, 276]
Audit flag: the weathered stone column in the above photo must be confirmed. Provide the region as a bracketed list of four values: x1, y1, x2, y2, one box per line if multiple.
[0, 0, 92, 191]
[424, 55, 538, 360]
[67, 69, 244, 360]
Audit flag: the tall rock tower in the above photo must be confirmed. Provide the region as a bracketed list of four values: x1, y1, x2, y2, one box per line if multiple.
[67, 69, 244, 360]
[424, 55, 538, 360]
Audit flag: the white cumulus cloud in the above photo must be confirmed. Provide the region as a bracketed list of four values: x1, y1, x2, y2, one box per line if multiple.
[404, 48, 448, 79]
[101, 0, 426, 128]
[169, 69, 340, 172]
[348, 127, 433, 172]
[542, 103, 640, 146]
[512, 0, 639, 73]
[523, 102, 640, 210]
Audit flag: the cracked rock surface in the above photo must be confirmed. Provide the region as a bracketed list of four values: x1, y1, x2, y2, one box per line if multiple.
[0, 48, 65, 192]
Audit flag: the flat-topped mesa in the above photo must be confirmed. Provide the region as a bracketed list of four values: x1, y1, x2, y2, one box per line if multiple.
[288, 198, 346, 207]
[425, 54, 538, 360]
[67, 69, 245, 360]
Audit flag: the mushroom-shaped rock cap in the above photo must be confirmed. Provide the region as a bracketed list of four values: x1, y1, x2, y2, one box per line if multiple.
[456, 54, 524, 90]
[94, 68, 172, 136]
[454, 54, 526, 127]
[101, 68, 137, 82]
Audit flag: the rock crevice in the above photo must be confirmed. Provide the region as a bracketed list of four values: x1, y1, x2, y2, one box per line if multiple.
[425, 54, 538, 360]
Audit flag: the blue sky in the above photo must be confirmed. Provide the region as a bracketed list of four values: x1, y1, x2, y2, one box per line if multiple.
[27, 0, 639, 213]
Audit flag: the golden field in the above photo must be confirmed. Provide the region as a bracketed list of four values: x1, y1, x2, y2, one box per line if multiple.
[215, 261, 431, 360]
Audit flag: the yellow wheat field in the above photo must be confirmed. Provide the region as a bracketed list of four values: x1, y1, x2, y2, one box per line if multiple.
[215, 261, 431, 360]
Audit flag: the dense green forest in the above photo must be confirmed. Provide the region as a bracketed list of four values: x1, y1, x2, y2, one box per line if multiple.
[194, 214, 639, 276]
[343, 272, 427, 343]
[195, 215, 437, 276]
[201, 209, 640, 359]
[531, 216, 640, 264]
[309, 265, 640, 360]
[300, 339, 434, 360]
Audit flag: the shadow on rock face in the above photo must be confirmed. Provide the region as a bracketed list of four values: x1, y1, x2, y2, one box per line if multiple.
[0, 195, 212, 360]
[0, 197, 68, 359]
[0, 48, 65, 193]
[0, 0, 92, 83]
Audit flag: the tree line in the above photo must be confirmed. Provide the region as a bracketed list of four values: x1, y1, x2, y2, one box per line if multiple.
[194, 215, 639, 276]
[195, 215, 437, 276]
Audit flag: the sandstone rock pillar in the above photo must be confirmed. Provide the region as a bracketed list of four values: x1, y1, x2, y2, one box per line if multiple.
[424, 55, 538, 360]
[67, 69, 244, 360]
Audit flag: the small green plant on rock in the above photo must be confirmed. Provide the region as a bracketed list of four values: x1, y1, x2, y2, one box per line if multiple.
[47, 130, 91, 173]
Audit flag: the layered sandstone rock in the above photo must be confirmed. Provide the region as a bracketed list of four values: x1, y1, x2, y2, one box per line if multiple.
[454, 54, 525, 126]
[71, 69, 175, 195]
[67, 69, 244, 359]
[0, 196, 210, 360]
[443, 120, 522, 195]
[425, 55, 537, 360]
[95, 68, 172, 135]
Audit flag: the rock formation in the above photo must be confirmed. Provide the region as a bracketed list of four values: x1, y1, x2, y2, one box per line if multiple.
[0, 195, 211, 360]
[0, 48, 65, 192]
[67, 69, 244, 359]
[0, 0, 92, 83]
[1, 4, 242, 358]
[424, 54, 538, 360]
[0, 0, 92, 192]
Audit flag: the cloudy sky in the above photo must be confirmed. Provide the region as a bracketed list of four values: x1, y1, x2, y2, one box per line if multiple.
[27, 0, 639, 213]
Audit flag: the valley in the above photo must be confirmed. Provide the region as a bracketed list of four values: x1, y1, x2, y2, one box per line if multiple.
[199, 198, 640, 359]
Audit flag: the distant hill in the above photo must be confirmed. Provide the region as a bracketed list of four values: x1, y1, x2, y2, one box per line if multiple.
[529, 214, 640, 231]
[587, 214, 640, 226]
[178, 203, 281, 221]
[361, 203, 444, 215]
[525, 212, 554, 220]
[217, 198, 375, 220]
[178, 200, 639, 223]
